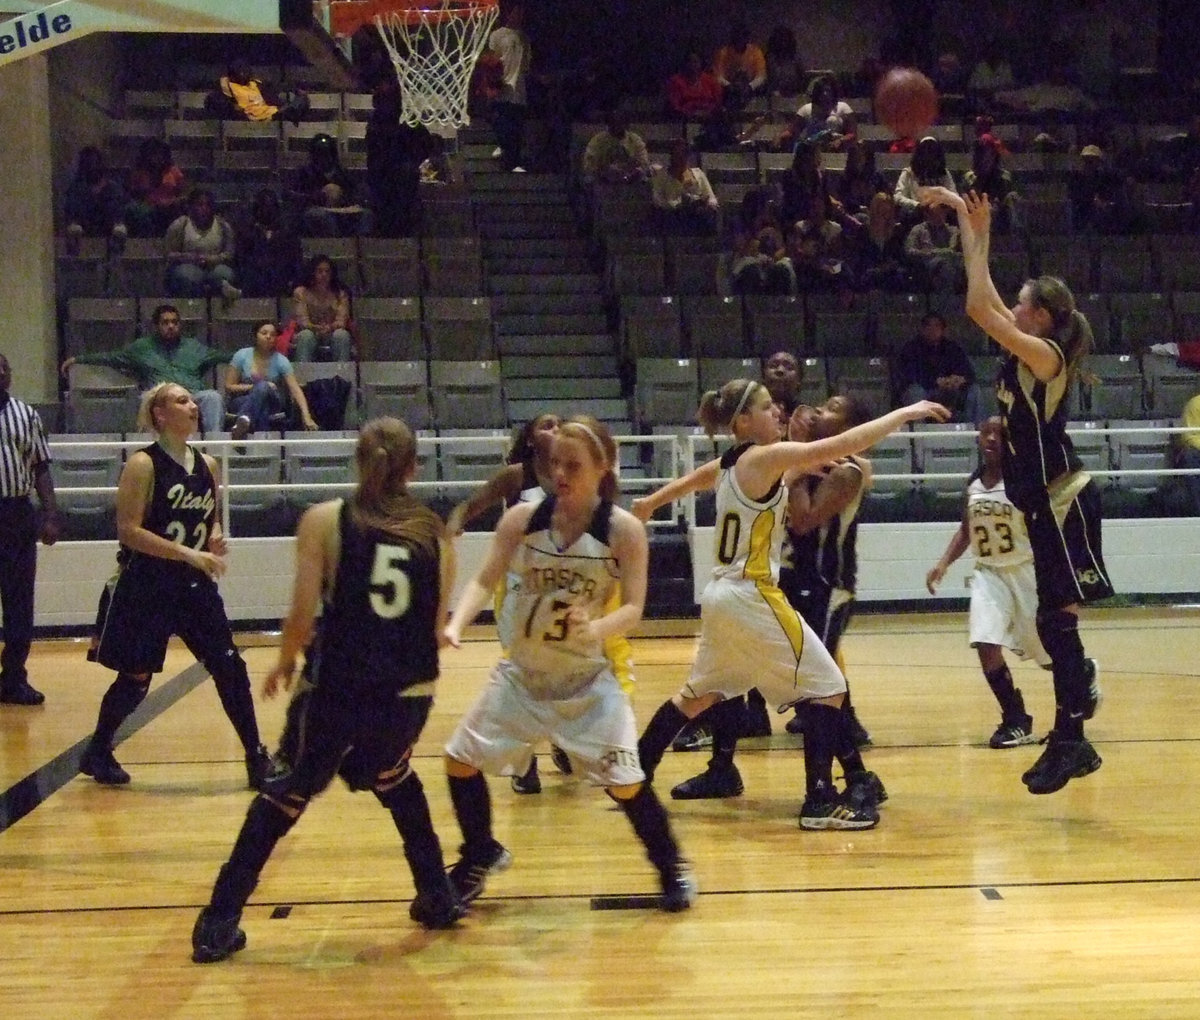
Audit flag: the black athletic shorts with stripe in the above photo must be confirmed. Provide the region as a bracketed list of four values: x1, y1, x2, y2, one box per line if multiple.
[1025, 472, 1115, 612]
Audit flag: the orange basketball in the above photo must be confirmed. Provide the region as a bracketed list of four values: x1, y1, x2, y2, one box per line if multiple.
[874, 67, 938, 139]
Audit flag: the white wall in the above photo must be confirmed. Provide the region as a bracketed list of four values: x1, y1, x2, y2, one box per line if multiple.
[31, 518, 1198, 630]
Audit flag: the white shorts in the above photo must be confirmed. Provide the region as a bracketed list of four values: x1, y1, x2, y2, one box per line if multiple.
[444, 658, 643, 787]
[969, 563, 1050, 666]
[683, 577, 846, 707]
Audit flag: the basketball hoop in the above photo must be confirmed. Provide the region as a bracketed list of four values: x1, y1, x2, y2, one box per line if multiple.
[326, 0, 500, 129]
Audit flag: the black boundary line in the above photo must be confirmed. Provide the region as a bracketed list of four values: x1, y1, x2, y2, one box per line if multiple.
[6, 874, 1200, 919]
[0, 662, 210, 835]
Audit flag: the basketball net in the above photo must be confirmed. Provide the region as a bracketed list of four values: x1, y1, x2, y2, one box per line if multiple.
[373, 1, 500, 129]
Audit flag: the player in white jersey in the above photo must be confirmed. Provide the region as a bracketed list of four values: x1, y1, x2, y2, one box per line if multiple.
[927, 417, 1054, 748]
[633, 379, 948, 829]
[442, 416, 696, 913]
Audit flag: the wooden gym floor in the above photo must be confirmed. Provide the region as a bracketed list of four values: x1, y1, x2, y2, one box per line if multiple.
[2, 607, 1199, 1018]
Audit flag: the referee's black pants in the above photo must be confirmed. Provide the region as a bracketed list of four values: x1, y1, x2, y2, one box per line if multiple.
[0, 498, 37, 685]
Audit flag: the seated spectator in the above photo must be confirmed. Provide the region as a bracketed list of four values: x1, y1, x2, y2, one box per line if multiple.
[210, 60, 309, 125]
[786, 74, 856, 152]
[894, 312, 981, 423]
[581, 109, 652, 186]
[994, 63, 1098, 117]
[651, 138, 719, 235]
[904, 201, 965, 292]
[729, 188, 795, 295]
[1069, 144, 1146, 235]
[849, 191, 912, 291]
[291, 254, 352, 363]
[764, 25, 806, 98]
[1177, 391, 1200, 515]
[124, 138, 186, 238]
[930, 51, 968, 95]
[788, 193, 852, 297]
[894, 136, 957, 224]
[234, 188, 302, 299]
[713, 18, 767, 111]
[959, 133, 1020, 233]
[836, 139, 889, 222]
[61, 304, 227, 434]
[763, 349, 804, 415]
[292, 132, 373, 237]
[165, 188, 240, 302]
[692, 104, 763, 153]
[780, 140, 832, 225]
[666, 49, 723, 123]
[366, 82, 436, 238]
[64, 146, 128, 254]
[966, 43, 1015, 102]
[224, 320, 319, 439]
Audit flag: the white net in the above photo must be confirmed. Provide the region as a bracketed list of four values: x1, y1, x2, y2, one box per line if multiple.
[374, 1, 500, 129]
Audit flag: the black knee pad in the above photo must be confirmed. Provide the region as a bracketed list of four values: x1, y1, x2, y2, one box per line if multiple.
[1036, 608, 1082, 662]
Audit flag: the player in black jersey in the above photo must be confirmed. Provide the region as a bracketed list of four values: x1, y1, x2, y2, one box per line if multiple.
[79, 383, 269, 789]
[921, 185, 1112, 795]
[192, 418, 462, 963]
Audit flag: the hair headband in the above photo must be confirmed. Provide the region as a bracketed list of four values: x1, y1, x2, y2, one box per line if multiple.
[732, 380, 759, 418]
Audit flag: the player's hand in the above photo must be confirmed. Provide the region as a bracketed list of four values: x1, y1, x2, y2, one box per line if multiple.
[442, 625, 461, 649]
[630, 497, 655, 523]
[39, 511, 61, 546]
[565, 605, 595, 641]
[190, 548, 227, 580]
[962, 189, 992, 234]
[263, 660, 295, 699]
[208, 533, 229, 557]
[903, 400, 952, 424]
[925, 564, 944, 595]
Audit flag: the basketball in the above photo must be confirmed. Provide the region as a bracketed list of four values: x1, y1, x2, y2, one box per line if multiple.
[874, 67, 938, 139]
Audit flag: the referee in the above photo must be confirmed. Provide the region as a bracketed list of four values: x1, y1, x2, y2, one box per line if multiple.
[0, 353, 60, 706]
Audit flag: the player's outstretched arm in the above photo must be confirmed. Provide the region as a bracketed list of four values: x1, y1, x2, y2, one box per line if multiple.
[631, 457, 721, 522]
[926, 504, 971, 594]
[443, 501, 533, 647]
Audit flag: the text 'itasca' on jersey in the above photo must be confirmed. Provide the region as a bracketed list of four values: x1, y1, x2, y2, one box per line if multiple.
[505, 496, 618, 686]
[966, 476, 1032, 569]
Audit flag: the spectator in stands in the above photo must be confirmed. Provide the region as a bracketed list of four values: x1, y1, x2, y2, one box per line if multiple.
[836, 139, 889, 222]
[764, 25, 806, 98]
[366, 82, 436, 238]
[210, 60, 309, 125]
[787, 74, 856, 153]
[291, 254, 353, 363]
[666, 49, 723, 123]
[894, 312, 981, 423]
[713, 17, 767, 111]
[124, 138, 186, 238]
[849, 191, 912, 292]
[966, 42, 1015, 103]
[930, 51, 969, 96]
[763, 349, 805, 415]
[1069, 144, 1146, 235]
[292, 132, 372, 238]
[64, 146, 128, 255]
[225, 320, 319, 439]
[780, 140, 833, 226]
[904, 200, 965, 292]
[165, 188, 240, 303]
[581, 109, 652, 186]
[61, 304, 227, 434]
[994, 63, 1098, 118]
[959, 133, 1020, 233]
[1178, 392, 1200, 515]
[651, 138, 719, 236]
[894, 135, 957, 224]
[729, 188, 795, 296]
[234, 188, 302, 299]
[488, 1, 532, 172]
[692, 104, 763, 153]
[789, 193, 853, 297]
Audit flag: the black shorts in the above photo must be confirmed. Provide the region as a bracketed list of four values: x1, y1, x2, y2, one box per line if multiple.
[94, 560, 239, 674]
[1025, 473, 1115, 612]
[270, 681, 434, 799]
[778, 572, 855, 658]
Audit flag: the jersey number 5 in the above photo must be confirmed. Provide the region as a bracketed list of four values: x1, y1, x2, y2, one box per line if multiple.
[368, 544, 412, 619]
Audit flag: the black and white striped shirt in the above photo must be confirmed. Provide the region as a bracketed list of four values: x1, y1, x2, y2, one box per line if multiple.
[0, 395, 51, 498]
